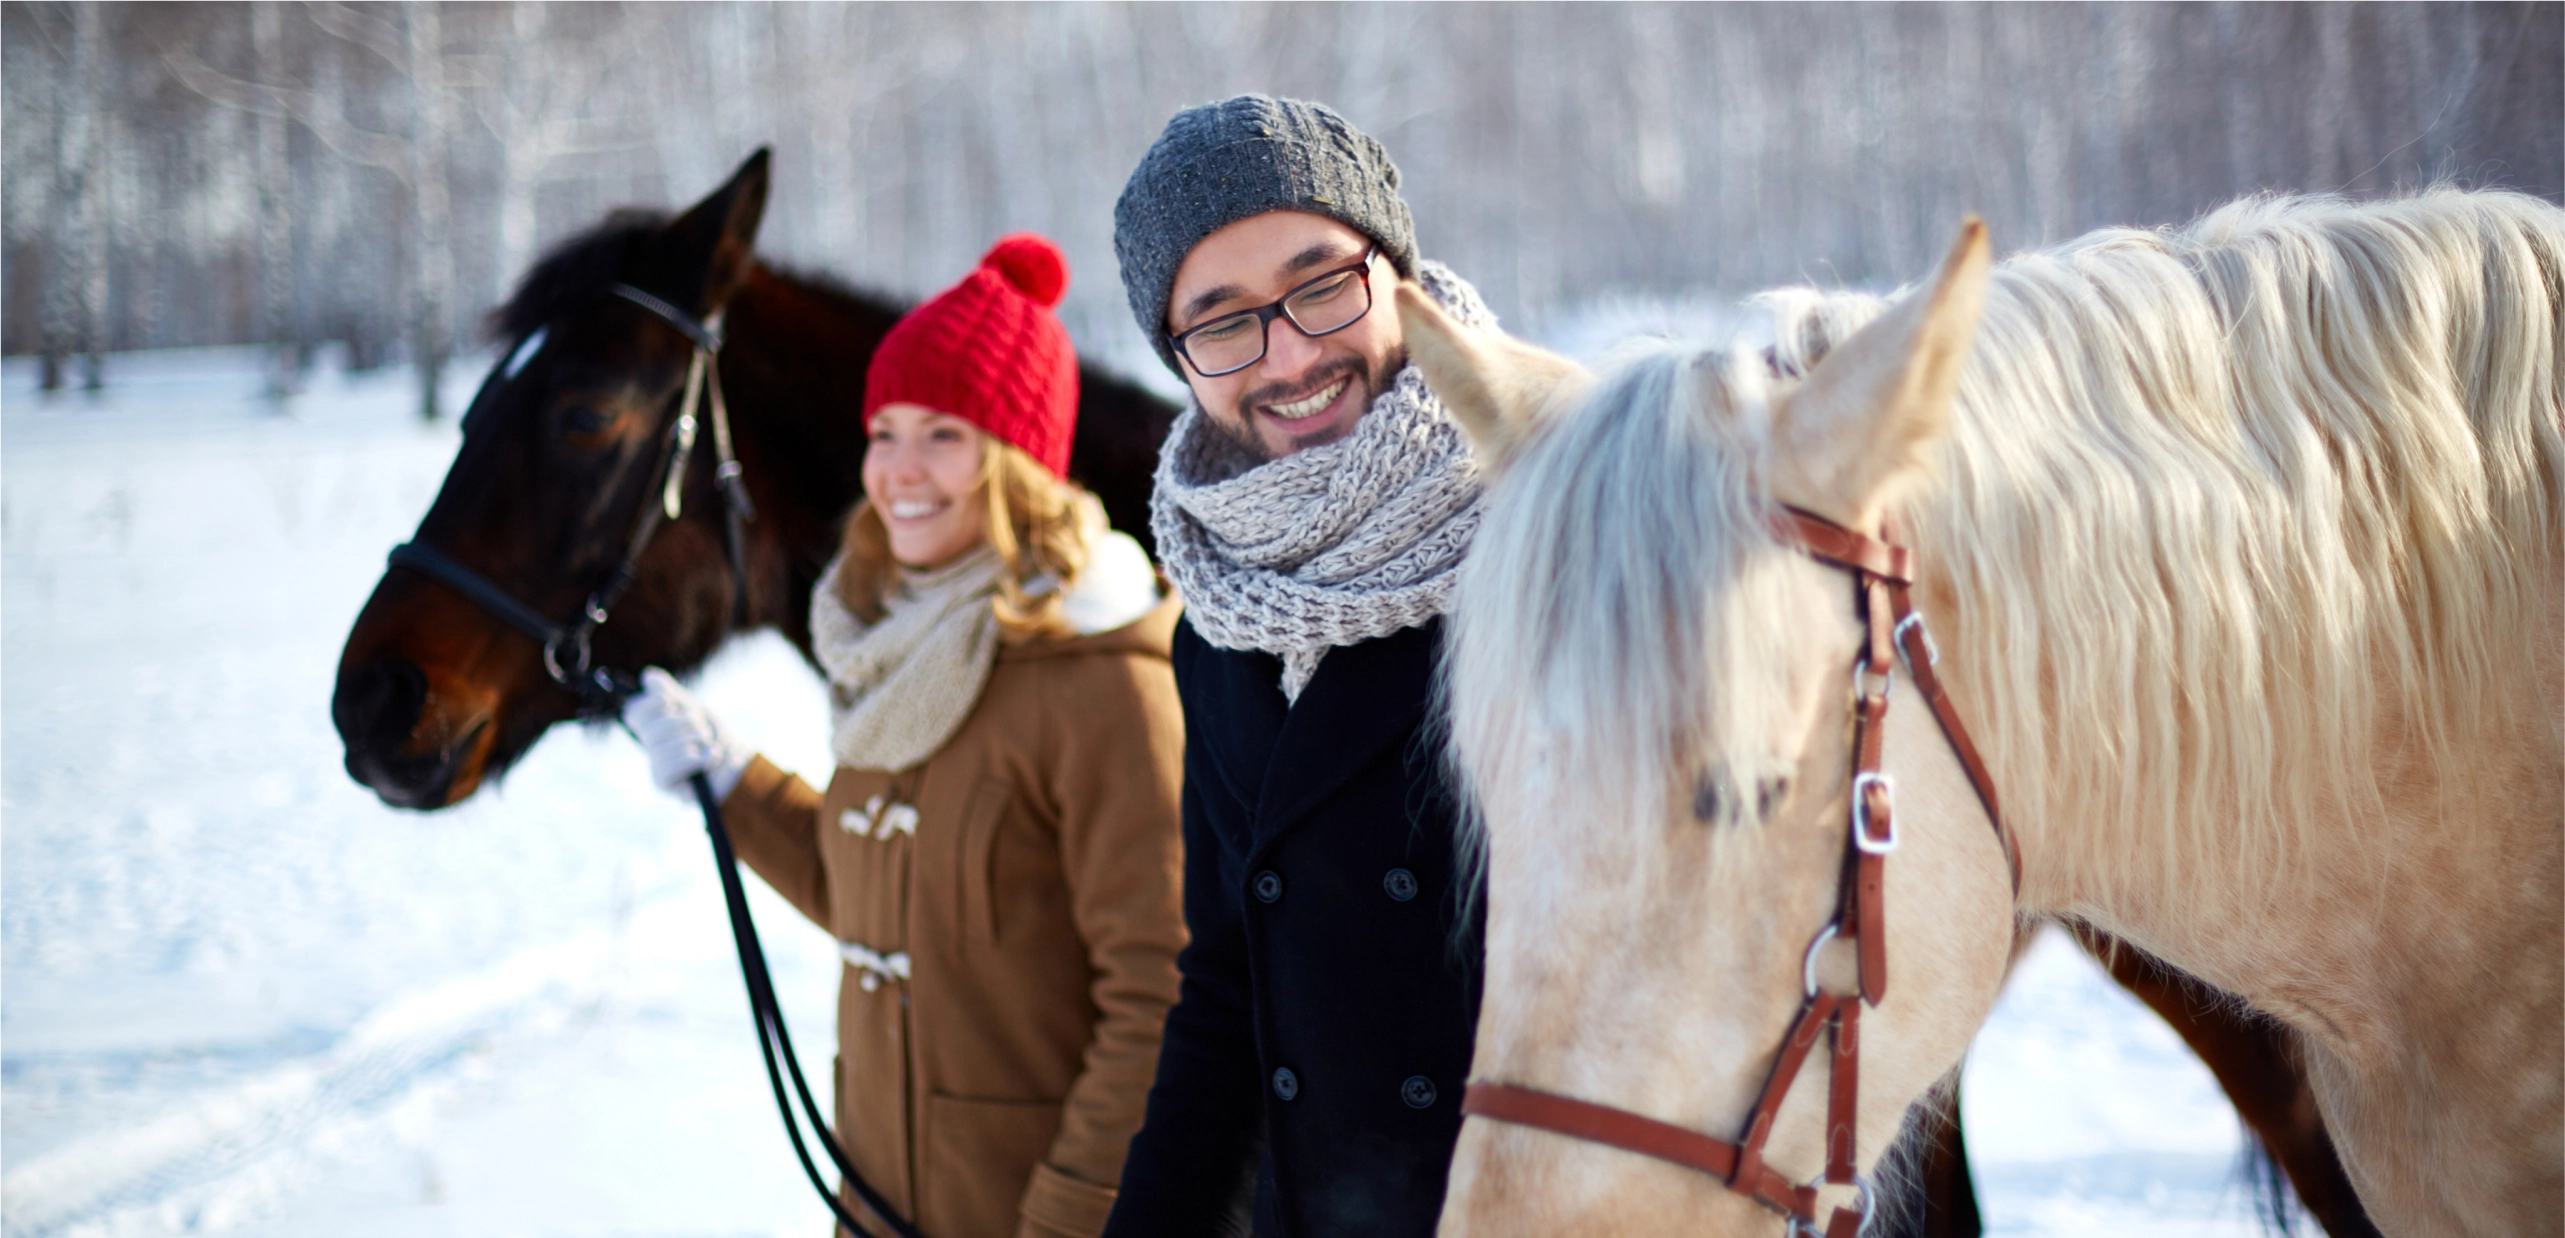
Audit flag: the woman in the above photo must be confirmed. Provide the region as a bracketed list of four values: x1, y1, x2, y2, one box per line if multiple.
[624, 234, 1187, 1238]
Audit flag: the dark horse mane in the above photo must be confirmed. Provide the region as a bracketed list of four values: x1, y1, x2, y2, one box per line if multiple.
[489, 209, 914, 350]
[489, 210, 670, 343]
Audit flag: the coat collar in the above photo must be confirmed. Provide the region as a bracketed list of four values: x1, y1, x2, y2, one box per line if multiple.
[1185, 627, 1288, 827]
[1249, 618, 1440, 856]
[998, 596, 1178, 664]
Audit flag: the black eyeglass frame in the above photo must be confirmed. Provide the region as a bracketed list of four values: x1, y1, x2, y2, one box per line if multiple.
[1168, 246, 1380, 378]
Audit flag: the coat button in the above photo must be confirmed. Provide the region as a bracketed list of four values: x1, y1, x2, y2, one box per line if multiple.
[1401, 1075, 1437, 1109]
[1383, 868, 1419, 902]
[1253, 871, 1284, 903]
[1272, 1067, 1300, 1100]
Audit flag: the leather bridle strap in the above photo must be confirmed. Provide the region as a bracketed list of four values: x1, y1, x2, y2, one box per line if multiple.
[615, 283, 758, 630]
[387, 540, 573, 653]
[1461, 506, 2014, 1238]
[1462, 1082, 1818, 1219]
[1780, 509, 2018, 893]
[385, 284, 749, 716]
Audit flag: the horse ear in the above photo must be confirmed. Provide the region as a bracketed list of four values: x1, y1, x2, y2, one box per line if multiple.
[1395, 282, 1587, 474]
[1770, 217, 1991, 531]
[658, 147, 773, 318]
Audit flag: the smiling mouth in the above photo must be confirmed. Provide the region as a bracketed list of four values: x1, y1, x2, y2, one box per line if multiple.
[1263, 377, 1350, 423]
[887, 499, 948, 520]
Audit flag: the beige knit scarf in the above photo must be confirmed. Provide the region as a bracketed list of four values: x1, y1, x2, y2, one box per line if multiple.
[810, 547, 1004, 772]
[1150, 261, 1494, 702]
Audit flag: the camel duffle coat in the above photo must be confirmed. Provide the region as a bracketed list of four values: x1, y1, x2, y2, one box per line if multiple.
[720, 598, 1188, 1238]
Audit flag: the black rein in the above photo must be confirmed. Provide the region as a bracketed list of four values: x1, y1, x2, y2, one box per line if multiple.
[382, 286, 924, 1238]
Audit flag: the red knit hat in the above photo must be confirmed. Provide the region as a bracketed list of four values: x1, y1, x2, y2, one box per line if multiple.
[863, 234, 1079, 478]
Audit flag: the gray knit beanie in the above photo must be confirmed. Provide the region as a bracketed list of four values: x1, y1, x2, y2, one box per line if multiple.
[1114, 95, 1418, 376]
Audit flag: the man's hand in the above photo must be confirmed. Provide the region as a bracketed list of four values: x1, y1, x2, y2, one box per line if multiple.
[622, 667, 754, 803]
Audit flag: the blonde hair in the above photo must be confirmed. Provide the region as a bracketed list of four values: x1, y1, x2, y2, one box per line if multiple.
[837, 435, 1094, 642]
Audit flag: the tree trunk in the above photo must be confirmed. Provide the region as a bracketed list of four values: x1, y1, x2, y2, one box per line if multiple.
[489, 3, 541, 301]
[404, 1, 453, 421]
[81, 108, 112, 391]
[42, 2, 103, 393]
[253, 0, 298, 400]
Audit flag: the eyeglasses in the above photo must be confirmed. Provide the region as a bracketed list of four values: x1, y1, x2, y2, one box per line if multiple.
[1169, 247, 1378, 378]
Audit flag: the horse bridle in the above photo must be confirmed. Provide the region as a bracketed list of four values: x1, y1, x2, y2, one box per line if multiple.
[386, 283, 757, 717]
[1461, 508, 2020, 1237]
[383, 286, 930, 1238]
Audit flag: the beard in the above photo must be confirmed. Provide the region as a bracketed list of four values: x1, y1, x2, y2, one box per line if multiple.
[1206, 348, 1406, 464]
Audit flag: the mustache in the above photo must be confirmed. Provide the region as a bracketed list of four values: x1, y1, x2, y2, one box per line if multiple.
[1241, 356, 1369, 414]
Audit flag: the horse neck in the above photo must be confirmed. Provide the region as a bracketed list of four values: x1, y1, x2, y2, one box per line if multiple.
[1902, 303, 2556, 1043]
[719, 266, 904, 659]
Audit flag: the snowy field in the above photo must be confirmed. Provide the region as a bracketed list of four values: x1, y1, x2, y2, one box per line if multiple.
[4, 346, 2291, 1237]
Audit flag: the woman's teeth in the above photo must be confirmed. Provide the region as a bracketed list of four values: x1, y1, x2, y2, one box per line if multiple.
[1266, 378, 1349, 422]
[889, 500, 945, 520]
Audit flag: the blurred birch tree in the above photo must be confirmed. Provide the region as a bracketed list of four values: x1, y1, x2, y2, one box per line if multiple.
[6, 2, 2557, 389]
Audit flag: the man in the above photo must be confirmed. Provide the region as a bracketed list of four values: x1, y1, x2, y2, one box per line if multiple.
[1101, 94, 1497, 1238]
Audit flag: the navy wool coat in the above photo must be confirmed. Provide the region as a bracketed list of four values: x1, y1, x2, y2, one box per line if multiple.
[1104, 615, 1482, 1238]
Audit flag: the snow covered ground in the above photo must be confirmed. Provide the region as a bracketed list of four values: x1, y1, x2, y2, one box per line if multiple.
[4, 346, 2293, 1237]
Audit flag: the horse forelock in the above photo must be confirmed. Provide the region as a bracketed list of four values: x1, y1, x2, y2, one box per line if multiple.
[486, 209, 673, 345]
[1446, 336, 1809, 892]
[1454, 187, 2563, 909]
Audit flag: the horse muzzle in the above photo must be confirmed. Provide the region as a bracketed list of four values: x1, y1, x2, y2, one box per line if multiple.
[333, 654, 497, 810]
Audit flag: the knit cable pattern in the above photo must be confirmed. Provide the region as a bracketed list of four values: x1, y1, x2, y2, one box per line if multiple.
[1151, 261, 1494, 701]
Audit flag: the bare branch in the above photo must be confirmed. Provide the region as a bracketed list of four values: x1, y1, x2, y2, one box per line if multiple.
[306, 1, 410, 72]
[157, 43, 290, 119]
[160, 43, 410, 175]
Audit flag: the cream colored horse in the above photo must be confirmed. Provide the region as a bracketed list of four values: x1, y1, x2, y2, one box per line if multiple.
[1410, 190, 2563, 1236]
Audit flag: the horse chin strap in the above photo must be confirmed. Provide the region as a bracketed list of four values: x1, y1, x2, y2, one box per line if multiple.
[386, 282, 757, 718]
[1462, 507, 2018, 1237]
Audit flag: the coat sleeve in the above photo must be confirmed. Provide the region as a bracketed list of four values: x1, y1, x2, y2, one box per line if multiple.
[1101, 641, 1265, 1238]
[1017, 653, 1191, 1238]
[718, 755, 832, 931]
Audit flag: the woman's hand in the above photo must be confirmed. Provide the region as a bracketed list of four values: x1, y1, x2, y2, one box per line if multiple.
[622, 668, 754, 802]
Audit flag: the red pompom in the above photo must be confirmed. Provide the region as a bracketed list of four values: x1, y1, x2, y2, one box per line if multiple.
[981, 233, 1069, 308]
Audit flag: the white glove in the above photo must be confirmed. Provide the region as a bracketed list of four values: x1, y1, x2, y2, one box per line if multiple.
[622, 667, 755, 803]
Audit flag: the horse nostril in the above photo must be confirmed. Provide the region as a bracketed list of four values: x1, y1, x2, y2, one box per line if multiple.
[335, 656, 429, 746]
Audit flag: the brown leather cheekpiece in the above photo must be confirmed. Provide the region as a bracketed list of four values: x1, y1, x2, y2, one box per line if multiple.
[1462, 508, 2016, 1237]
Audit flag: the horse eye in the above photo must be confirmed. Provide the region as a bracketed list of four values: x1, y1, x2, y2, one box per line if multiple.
[1692, 776, 1726, 824]
[561, 404, 609, 435]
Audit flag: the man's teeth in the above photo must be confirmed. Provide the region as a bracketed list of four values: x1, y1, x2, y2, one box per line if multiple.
[1267, 378, 1349, 421]
[889, 500, 943, 520]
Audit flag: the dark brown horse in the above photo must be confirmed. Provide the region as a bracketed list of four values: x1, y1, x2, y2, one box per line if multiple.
[332, 150, 1175, 809]
[329, 151, 2374, 1236]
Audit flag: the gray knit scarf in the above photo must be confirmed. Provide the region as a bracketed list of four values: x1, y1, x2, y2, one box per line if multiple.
[810, 547, 1005, 772]
[1151, 261, 1494, 702]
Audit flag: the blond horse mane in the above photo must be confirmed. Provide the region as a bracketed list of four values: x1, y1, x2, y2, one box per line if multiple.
[1448, 188, 2565, 904]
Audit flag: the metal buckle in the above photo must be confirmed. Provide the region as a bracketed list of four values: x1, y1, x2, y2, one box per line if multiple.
[1802, 922, 1841, 998]
[1894, 612, 1939, 668]
[1851, 772, 1897, 854]
[542, 626, 593, 684]
[1852, 652, 1892, 703]
[1788, 1179, 1874, 1237]
[662, 412, 698, 519]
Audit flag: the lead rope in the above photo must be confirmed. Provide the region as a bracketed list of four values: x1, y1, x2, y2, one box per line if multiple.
[399, 284, 906, 1232]
[599, 286, 911, 1237]
[678, 765, 928, 1238]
